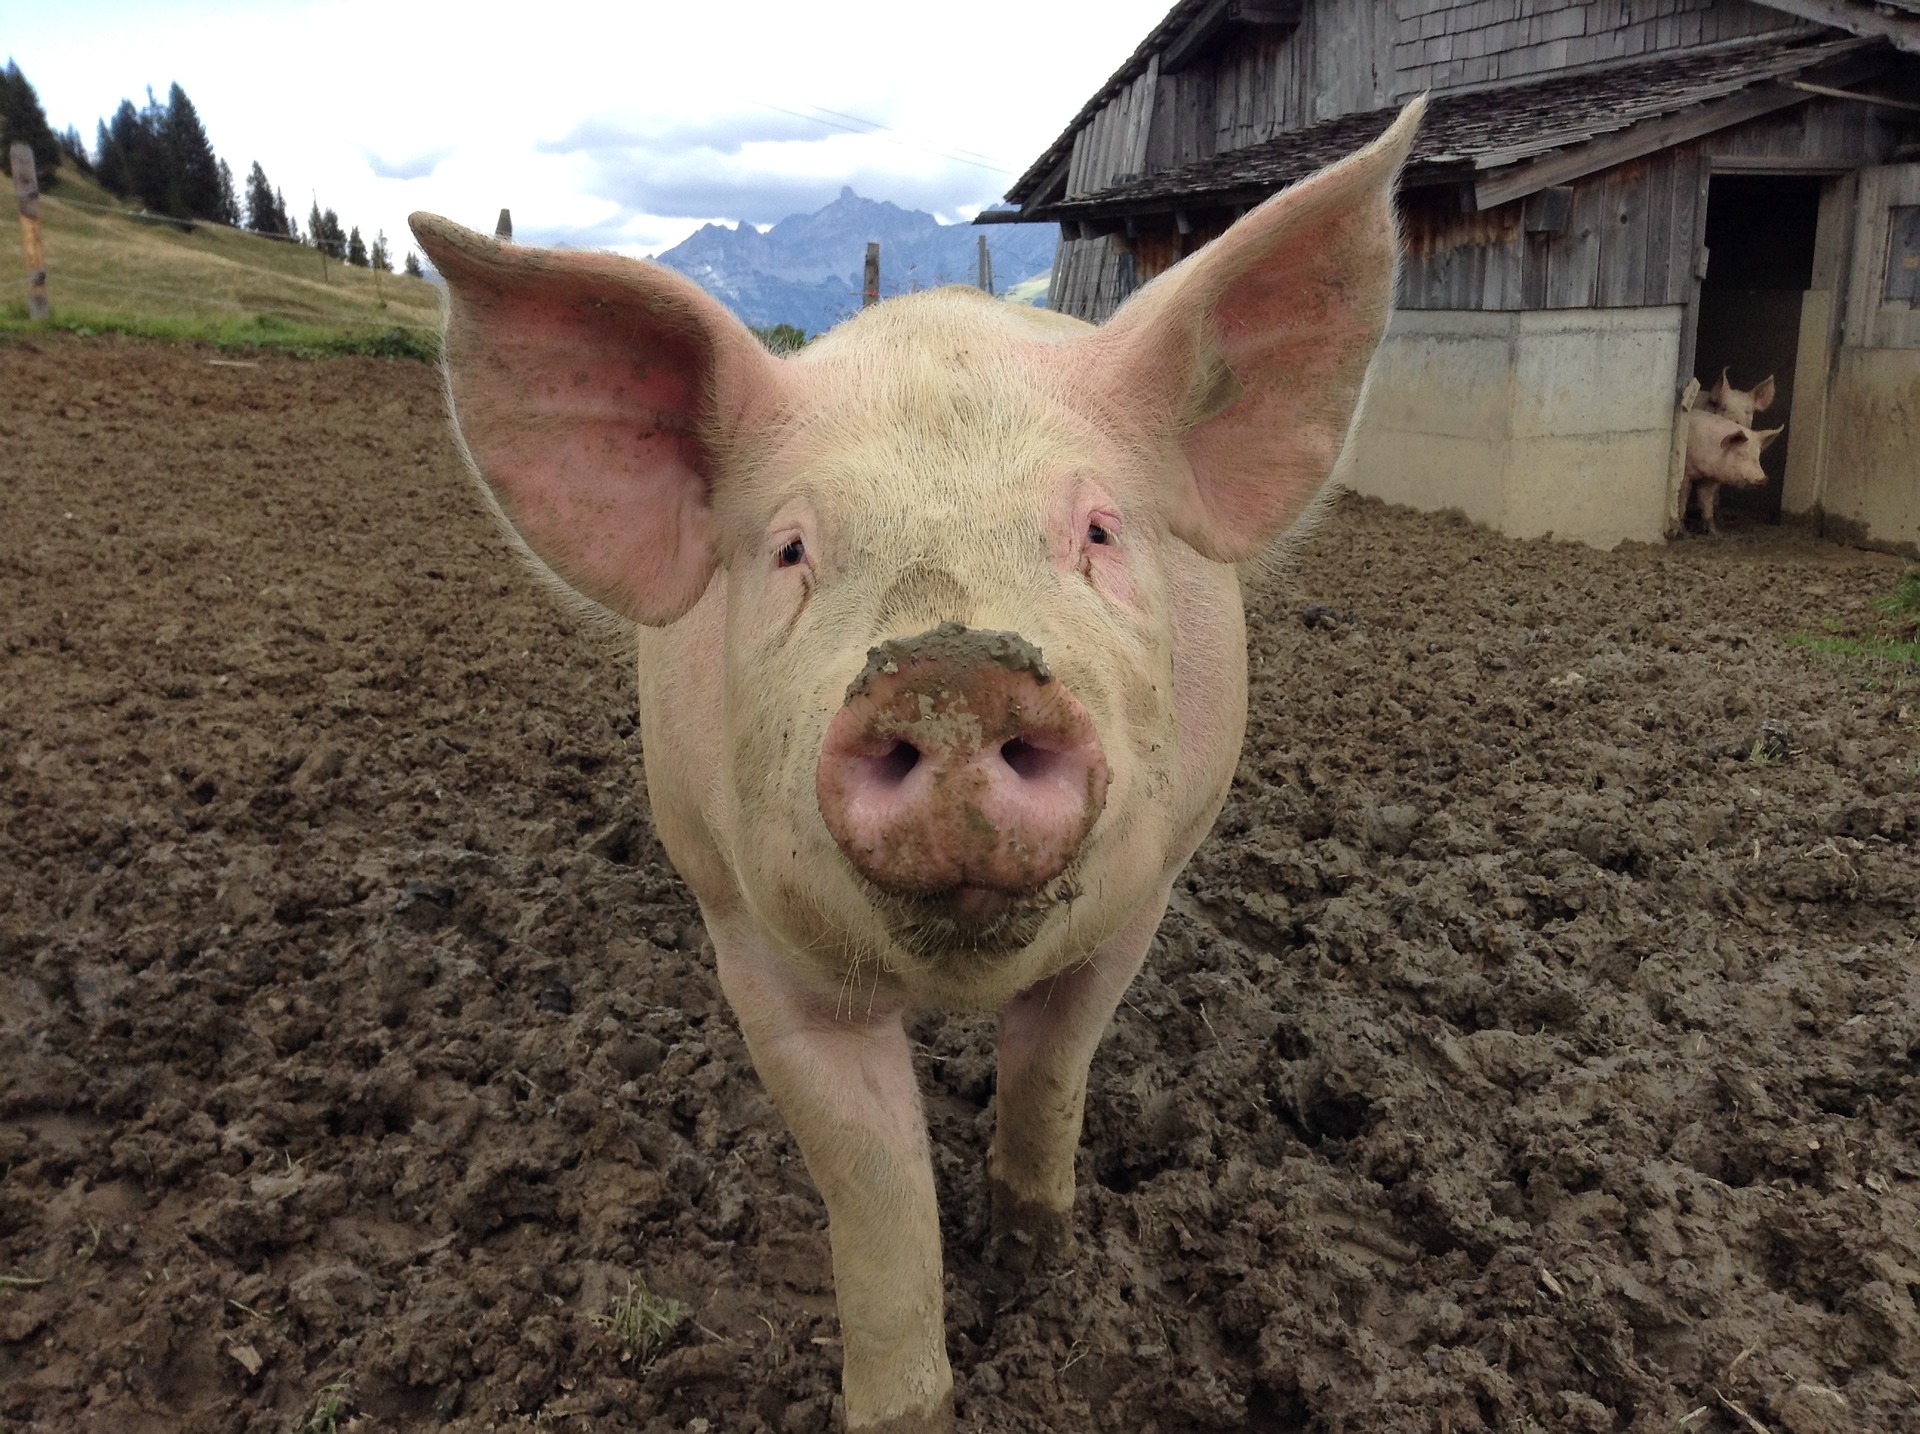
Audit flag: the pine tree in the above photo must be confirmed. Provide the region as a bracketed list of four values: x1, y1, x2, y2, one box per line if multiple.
[215, 158, 239, 225]
[57, 125, 92, 176]
[370, 230, 392, 272]
[403, 251, 423, 278]
[245, 161, 279, 233]
[99, 96, 167, 210]
[346, 225, 368, 267]
[276, 187, 297, 241]
[95, 117, 123, 193]
[0, 60, 62, 185]
[160, 83, 221, 220]
[307, 201, 345, 259]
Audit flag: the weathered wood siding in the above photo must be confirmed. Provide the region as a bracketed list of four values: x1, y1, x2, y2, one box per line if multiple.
[1072, 0, 1397, 189]
[1046, 236, 1137, 323]
[1391, 0, 1805, 96]
[1398, 98, 1899, 312]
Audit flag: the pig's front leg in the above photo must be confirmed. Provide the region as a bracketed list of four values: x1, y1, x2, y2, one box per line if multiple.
[987, 887, 1169, 1273]
[714, 926, 953, 1432]
[1698, 478, 1722, 536]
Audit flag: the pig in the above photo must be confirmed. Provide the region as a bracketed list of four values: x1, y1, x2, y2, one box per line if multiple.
[1683, 410, 1783, 536]
[409, 97, 1423, 1433]
[1703, 366, 1776, 429]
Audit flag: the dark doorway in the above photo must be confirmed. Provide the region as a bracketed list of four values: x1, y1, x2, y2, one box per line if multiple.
[1692, 174, 1823, 525]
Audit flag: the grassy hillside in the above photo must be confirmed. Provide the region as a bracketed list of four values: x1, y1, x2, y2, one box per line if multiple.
[0, 169, 442, 356]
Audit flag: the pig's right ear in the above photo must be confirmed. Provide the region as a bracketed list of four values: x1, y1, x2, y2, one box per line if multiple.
[1087, 98, 1423, 562]
[410, 213, 781, 626]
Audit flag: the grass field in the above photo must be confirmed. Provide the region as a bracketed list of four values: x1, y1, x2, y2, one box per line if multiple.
[0, 169, 442, 356]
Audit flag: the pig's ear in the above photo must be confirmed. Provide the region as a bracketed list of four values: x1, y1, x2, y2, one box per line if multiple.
[1090, 100, 1422, 561]
[1755, 424, 1784, 452]
[1711, 370, 1733, 408]
[1720, 429, 1752, 451]
[409, 213, 781, 626]
[1751, 375, 1777, 413]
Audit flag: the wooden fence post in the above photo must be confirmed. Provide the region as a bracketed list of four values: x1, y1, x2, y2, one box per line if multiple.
[496, 208, 512, 240]
[863, 241, 880, 307]
[977, 233, 993, 295]
[11, 143, 49, 321]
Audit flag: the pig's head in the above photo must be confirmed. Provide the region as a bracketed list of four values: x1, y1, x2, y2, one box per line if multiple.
[1707, 368, 1776, 428]
[411, 101, 1420, 1008]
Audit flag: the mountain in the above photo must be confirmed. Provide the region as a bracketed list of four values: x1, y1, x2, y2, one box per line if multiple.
[654, 187, 1057, 336]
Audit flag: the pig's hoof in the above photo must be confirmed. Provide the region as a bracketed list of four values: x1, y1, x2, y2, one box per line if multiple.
[985, 1178, 1075, 1278]
[851, 1392, 956, 1433]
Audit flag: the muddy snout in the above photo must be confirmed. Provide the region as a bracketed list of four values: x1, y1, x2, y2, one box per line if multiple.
[816, 623, 1110, 913]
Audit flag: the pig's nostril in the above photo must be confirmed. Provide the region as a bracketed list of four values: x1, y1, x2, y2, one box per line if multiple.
[1000, 737, 1057, 782]
[872, 740, 921, 786]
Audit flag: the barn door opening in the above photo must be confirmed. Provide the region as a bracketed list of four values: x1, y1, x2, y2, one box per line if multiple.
[1690, 174, 1823, 526]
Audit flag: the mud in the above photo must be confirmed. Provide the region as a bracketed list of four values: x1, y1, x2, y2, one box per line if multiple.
[2, 333, 1917, 1433]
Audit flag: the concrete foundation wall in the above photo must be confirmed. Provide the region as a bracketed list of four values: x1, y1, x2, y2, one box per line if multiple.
[1821, 347, 1920, 556]
[1340, 306, 1683, 549]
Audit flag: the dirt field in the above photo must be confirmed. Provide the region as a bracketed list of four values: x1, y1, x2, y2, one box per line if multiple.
[2, 333, 1917, 1433]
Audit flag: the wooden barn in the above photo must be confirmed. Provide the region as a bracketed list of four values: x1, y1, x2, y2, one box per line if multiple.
[982, 0, 1920, 551]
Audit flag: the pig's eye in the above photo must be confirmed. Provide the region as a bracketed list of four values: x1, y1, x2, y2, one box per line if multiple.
[776, 537, 805, 568]
[1087, 522, 1113, 546]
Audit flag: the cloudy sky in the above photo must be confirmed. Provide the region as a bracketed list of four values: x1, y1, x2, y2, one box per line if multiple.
[10, 0, 1170, 262]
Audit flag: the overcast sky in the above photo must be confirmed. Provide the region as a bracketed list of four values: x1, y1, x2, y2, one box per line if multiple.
[10, 0, 1170, 262]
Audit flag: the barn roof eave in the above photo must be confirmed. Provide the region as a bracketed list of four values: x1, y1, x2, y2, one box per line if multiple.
[1022, 33, 1888, 224]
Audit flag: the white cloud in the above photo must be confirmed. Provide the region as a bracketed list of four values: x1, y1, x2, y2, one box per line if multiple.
[10, 0, 1171, 264]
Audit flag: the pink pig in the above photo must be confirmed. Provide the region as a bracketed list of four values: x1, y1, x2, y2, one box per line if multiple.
[410, 99, 1423, 1432]
[1684, 410, 1783, 536]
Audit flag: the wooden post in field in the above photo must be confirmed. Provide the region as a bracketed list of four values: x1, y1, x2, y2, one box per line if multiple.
[863, 241, 880, 307]
[977, 233, 992, 295]
[496, 208, 512, 240]
[11, 143, 49, 321]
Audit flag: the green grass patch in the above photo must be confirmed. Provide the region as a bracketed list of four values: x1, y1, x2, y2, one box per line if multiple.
[0, 170, 442, 360]
[0, 305, 438, 360]
[1788, 632, 1920, 666]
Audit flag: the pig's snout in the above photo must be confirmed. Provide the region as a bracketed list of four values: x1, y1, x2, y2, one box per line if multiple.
[817, 623, 1109, 912]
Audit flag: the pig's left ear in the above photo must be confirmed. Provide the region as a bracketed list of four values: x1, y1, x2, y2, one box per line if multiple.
[410, 213, 782, 626]
[1755, 424, 1785, 452]
[1751, 376, 1777, 414]
[1090, 98, 1423, 562]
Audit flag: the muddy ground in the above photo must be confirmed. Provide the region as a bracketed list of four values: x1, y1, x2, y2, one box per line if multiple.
[1, 333, 1916, 1433]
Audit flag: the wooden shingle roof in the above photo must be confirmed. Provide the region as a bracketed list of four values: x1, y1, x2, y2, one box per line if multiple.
[1022, 32, 1881, 221]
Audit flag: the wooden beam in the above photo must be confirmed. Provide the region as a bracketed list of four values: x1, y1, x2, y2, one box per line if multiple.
[1784, 80, 1920, 113]
[1747, 0, 1920, 56]
[1473, 81, 1822, 210]
[1163, 0, 1302, 73]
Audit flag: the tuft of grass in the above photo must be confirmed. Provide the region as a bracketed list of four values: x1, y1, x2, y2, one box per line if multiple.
[1790, 567, 1920, 669]
[302, 1379, 350, 1434]
[1788, 632, 1920, 667]
[591, 1275, 686, 1364]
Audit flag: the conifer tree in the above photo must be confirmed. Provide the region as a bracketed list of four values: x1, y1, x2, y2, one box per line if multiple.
[57, 125, 92, 176]
[0, 60, 61, 185]
[160, 83, 221, 219]
[95, 118, 122, 192]
[276, 187, 297, 241]
[215, 158, 239, 225]
[370, 230, 392, 272]
[403, 251, 423, 278]
[245, 161, 280, 233]
[347, 225, 368, 267]
[307, 201, 346, 259]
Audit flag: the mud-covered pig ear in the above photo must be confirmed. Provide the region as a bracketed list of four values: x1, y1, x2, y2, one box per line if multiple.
[1751, 376, 1777, 413]
[1089, 98, 1423, 562]
[409, 213, 781, 626]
